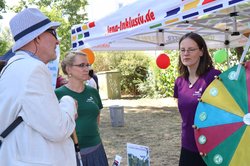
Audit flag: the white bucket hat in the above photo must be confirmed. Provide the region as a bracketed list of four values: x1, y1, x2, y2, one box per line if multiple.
[10, 8, 61, 52]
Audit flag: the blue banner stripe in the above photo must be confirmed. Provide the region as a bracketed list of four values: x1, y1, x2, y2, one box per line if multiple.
[165, 8, 180, 18]
[78, 41, 84, 46]
[72, 43, 77, 48]
[183, 12, 199, 19]
[76, 27, 82, 32]
[204, 4, 223, 13]
[84, 32, 90, 38]
[229, 0, 244, 5]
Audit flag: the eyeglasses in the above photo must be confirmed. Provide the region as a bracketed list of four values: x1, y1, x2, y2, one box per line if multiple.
[71, 51, 86, 56]
[72, 63, 91, 68]
[46, 29, 57, 39]
[180, 48, 199, 54]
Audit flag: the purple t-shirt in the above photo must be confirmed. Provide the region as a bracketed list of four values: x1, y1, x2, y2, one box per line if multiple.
[174, 68, 221, 152]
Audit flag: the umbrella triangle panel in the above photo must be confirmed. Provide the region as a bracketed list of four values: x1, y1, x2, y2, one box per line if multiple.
[194, 122, 244, 154]
[202, 125, 247, 166]
[219, 64, 248, 114]
[201, 79, 245, 117]
[229, 127, 250, 166]
[195, 102, 243, 128]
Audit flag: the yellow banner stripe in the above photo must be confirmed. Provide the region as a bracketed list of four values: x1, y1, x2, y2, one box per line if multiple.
[183, 0, 200, 12]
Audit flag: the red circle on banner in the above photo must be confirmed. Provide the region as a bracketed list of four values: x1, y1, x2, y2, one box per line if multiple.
[202, 0, 215, 5]
[81, 48, 95, 65]
[156, 53, 170, 69]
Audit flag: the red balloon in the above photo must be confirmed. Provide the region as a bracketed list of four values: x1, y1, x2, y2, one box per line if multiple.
[156, 53, 170, 69]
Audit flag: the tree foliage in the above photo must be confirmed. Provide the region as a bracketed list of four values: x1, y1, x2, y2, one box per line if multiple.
[93, 51, 151, 95]
[0, 28, 12, 56]
[0, 0, 5, 11]
[137, 51, 179, 98]
[0, 0, 5, 19]
[92, 51, 178, 98]
[0, 39, 10, 56]
[92, 49, 246, 98]
[10, 0, 88, 58]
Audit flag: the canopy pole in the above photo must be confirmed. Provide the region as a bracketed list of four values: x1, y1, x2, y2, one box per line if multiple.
[231, 6, 240, 36]
[157, 29, 165, 47]
[224, 30, 230, 69]
[234, 35, 250, 80]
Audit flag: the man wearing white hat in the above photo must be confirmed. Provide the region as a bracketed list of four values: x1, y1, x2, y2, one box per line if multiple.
[0, 8, 77, 166]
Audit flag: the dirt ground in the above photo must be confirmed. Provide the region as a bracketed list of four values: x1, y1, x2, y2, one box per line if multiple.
[99, 97, 181, 166]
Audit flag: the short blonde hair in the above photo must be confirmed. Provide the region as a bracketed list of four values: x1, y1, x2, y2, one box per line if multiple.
[61, 51, 87, 75]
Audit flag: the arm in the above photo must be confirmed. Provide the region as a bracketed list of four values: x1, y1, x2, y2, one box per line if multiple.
[97, 112, 100, 125]
[20, 64, 76, 142]
[93, 88, 102, 125]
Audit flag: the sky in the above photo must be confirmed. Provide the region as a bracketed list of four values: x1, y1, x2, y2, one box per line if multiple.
[86, 0, 137, 21]
[1, 0, 20, 22]
[0, 0, 137, 30]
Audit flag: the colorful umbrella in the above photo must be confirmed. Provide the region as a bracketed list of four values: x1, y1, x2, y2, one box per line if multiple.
[194, 61, 250, 166]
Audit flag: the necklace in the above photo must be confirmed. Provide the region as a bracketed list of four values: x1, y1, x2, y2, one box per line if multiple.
[65, 83, 84, 93]
[188, 76, 198, 89]
[189, 83, 193, 89]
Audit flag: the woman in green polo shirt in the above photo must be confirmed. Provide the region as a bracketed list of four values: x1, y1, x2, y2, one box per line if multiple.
[55, 51, 108, 166]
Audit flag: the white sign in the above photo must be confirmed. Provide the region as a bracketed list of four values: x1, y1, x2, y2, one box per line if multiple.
[127, 143, 150, 166]
[47, 45, 60, 89]
[112, 155, 122, 166]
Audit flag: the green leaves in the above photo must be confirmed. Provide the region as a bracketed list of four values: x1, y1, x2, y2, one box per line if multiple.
[9, 0, 88, 58]
[0, 0, 5, 19]
[93, 51, 151, 96]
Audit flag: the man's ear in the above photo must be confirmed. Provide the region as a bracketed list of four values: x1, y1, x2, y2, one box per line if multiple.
[34, 37, 38, 44]
[34, 36, 40, 43]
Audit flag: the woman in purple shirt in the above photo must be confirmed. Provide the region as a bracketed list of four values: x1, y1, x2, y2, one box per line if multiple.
[174, 32, 221, 166]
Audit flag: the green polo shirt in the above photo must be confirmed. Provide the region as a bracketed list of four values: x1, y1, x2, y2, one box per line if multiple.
[55, 85, 103, 148]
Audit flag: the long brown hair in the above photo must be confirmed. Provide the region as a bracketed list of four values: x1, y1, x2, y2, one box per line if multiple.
[178, 32, 213, 78]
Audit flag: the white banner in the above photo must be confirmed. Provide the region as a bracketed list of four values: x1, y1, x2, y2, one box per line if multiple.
[71, 0, 249, 51]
